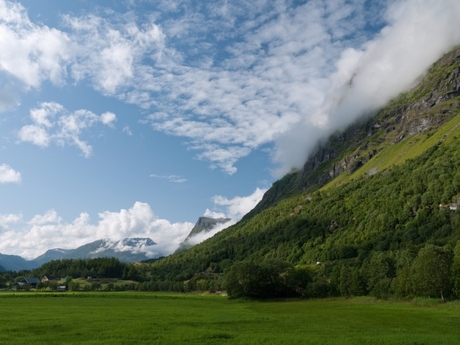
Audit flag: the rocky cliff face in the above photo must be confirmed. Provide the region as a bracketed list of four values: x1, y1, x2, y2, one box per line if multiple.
[297, 46, 460, 191]
[175, 217, 231, 252]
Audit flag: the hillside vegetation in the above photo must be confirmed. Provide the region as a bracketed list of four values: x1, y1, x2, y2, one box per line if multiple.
[136, 46, 460, 299]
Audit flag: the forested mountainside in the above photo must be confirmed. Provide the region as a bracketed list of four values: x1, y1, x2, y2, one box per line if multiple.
[134, 46, 460, 299]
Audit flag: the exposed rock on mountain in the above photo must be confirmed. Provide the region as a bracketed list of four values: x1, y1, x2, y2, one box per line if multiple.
[176, 217, 231, 252]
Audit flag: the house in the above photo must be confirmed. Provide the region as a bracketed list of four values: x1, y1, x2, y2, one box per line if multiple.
[41, 275, 56, 282]
[19, 278, 40, 288]
[56, 285, 67, 292]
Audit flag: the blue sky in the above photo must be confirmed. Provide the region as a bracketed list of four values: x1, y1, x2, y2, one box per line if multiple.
[1, 0, 460, 259]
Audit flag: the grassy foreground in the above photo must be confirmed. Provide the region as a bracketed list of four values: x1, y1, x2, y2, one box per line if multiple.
[0, 293, 459, 345]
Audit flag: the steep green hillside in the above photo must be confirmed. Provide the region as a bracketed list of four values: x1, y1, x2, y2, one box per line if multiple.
[140, 47, 460, 299]
[245, 46, 460, 219]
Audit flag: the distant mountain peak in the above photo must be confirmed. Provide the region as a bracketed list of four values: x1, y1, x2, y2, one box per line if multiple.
[0, 237, 159, 271]
[175, 216, 231, 253]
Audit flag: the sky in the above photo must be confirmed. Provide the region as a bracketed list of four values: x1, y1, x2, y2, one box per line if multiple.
[1, 0, 460, 260]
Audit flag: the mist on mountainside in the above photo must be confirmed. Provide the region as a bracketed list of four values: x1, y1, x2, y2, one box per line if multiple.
[273, 0, 460, 176]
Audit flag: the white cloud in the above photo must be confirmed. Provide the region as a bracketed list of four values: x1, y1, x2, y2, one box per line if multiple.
[101, 112, 117, 126]
[150, 174, 187, 183]
[123, 126, 133, 135]
[0, 202, 193, 259]
[63, 13, 165, 95]
[0, 213, 21, 229]
[0, 187, 265, 258]
[28, 209, 62, 225]
[273, 0, 460, 173]
[0, 0, 70, 88]
[18, 102, 117, 157]
[0, 163, 21, 183]
[210, 187, 266, 221]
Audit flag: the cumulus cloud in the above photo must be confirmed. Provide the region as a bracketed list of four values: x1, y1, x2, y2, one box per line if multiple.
[0, 213, 21, 230]
[0, 0, 70, 88]
[0, 187, 266, 258]
[186, 187, 267, 245]
[0, 164, 21, 183]
[18, 102, 117, 157]
[0, 202, 193, 259]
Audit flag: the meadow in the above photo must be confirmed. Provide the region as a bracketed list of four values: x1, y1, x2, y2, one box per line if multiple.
[0, 293, 459, 344]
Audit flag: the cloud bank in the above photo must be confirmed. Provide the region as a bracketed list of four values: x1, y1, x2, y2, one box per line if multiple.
[0, 202, 193, 259]
[0, 188, 264, 259]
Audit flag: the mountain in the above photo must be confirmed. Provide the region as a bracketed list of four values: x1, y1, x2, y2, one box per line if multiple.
[32, 248, 74, 267]
[0, 253, 37, 272]
[63, 238, 157, 262]
[175, 217, 231, 253]
[145, 46, 460, 286]
[0, 238, 157, 271]
[0, 264, 6, 272]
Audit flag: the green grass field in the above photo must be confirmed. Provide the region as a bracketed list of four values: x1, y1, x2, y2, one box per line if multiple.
[0, 293, 459, 344]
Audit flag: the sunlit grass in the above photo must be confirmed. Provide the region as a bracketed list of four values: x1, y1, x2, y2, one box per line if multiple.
[0, 293, 459, 344]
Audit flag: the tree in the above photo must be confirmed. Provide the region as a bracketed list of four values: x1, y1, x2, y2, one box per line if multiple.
[411, 245, 453, 302]
[36, 281, 44, 291]
[451, 241, 460, 298]
[225, 260, 291, 299]
[364, 252, 395, 299]
[91, 282, 102, 291]
[68, 282, 80, 291]
[285, 266, 312, 296]
[339, 266, 353, 297]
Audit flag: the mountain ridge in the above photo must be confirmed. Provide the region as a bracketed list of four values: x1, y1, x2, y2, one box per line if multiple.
[0, 237, 157, 271]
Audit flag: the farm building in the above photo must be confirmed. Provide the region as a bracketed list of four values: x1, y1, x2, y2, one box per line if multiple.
[19, 278, 40, 287]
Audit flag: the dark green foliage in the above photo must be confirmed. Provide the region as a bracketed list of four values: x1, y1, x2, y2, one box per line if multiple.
[411, 245, 453, 301]
[225, 260, 293, 299]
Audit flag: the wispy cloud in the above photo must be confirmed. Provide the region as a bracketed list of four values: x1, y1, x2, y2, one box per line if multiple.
[150, 174, 187, 183]
[0, 164, 21, 183]
[18, 102, 117, 157]
[62, 13, 165, 95]
[2, 0, 460, 175]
